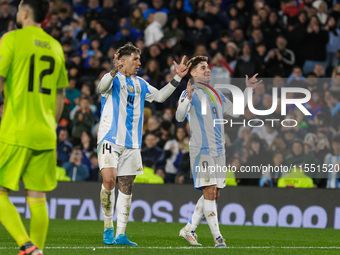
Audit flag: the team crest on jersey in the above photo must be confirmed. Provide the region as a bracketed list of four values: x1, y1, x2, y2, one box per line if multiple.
[128, 85, 134, 93]
[136, 86, 141, 94]
[208, 96, 214, 103]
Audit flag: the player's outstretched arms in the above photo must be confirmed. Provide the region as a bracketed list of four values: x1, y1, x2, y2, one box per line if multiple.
[176, 79, 192, 122]
[55, 88, 65, 122]
[150, 56, 192, 103]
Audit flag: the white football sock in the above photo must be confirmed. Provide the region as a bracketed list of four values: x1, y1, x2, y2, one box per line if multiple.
[100, 184, 115, 230]
[203, 199, 221, 239]
[116, 190, 132, 237]
[185, 195, 204, 232]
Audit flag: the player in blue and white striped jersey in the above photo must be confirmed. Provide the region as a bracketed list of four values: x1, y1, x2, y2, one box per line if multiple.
[324, 134, 340, 189]
[176, 56, 261, 247]
[97, 44, 191, 246]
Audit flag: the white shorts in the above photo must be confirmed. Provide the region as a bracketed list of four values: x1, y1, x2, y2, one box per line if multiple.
[97, 141, 143, 176]
[190, 154, 226, 190]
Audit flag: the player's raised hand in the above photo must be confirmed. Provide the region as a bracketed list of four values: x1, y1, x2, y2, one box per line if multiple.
[245, 73, 262, 89]
[173, 55, 192, 78]
[186, 79, 193, 101]
[110, 53, 123, 77]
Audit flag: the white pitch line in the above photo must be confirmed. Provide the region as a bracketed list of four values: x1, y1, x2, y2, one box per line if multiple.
[1, 246, 340, 250]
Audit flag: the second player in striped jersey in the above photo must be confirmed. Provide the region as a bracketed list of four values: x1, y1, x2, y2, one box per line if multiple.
[176, 56, 261, 247]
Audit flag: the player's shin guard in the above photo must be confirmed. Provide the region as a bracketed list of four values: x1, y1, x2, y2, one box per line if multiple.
[0, 191, 30, 247]
[185, 195, 204, 232]
[203, 199, 221, 239]
[116, 190, 132, 237]
[27, 197, 48, 250]
[100, 184, 115, 230]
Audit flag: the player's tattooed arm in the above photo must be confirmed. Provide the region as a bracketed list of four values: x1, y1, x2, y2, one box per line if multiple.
[118, 175, 135, 195]
[110, 53, 123, 78]
[55, 88, 65, 122]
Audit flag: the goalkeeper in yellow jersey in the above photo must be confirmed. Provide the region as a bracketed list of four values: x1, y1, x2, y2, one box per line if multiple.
[0, 0, 68, 254]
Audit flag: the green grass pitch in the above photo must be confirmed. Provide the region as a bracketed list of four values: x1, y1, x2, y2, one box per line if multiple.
[1, 219, 340, 254]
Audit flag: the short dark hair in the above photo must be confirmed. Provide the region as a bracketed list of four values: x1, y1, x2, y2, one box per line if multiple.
[21, 0, 49, 23]
[186, 56, 208, 76]
[116, 44, 141, 59]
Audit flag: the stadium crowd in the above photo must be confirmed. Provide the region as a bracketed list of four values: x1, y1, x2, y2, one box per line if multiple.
[1, 0, 340, 187]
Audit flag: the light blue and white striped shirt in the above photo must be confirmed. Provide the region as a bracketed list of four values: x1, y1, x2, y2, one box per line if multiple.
[325, 153, 340, 189]
[176, 84, 236, 157]
[98, 72, 178, 149]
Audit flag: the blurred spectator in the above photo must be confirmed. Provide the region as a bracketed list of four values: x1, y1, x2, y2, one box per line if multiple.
[163, 127, 187, 183]
[143, 0, 169, 20]
[65, 77, 81, 110]
[169, 0, 189, 31]
[0, 0, 15, 32]
[88, 152, 100, 181]
[72, 96, 95, 144]
[80, 130, 95, 170]
[263, 10, 283, 50]
[57, 127, 73, 165]
[242, 135, 271, 186]
[141, 133, 166, 179]
[264, 35, 295, 77]
[324, 89, 340, 130]
[325, 16, 340, 76]
[157, 119, 172, 148]
[312, 0, 328, 25]
[287, 10, 308, 67]
[145, 12, 168, 47]
[302, 16, 329, 74]
[232, 27, 245, 48]
[202, 0, 229, 41]
[331, 66, 340, 89]
[163, 16, 185, 55]
[246, 14, 262, 38]
[233, 43, 262, 86]
[185, 15, 212, 49]
[145, 59, 163, 85]
[287, 66, 306, 85]
[210, 52, 233, 85]
[177, 137, 191, 184]
[130, 6, 146, 31]
[95, 20, 115, 54]
[58, 6, 72, 27]
[84, 0, 102, 26]
[284, 140, 320, 167]
[146, 116, 161, 136]
[63, 146, 90, 181]
[305, 89, 323, 118]
[61, 25, 79, 51]
[251, 122, 278, 147]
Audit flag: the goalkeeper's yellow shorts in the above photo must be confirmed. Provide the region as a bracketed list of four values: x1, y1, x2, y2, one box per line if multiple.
[0, 141, 57, 192]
